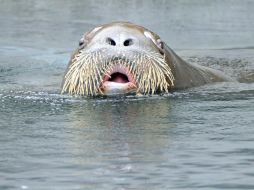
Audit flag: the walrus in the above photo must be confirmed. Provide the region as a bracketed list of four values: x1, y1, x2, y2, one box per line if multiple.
[61, 22, 230, 96]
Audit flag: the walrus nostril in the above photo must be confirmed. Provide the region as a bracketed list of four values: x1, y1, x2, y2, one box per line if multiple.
[123, 39, 133, 46]
[106, 37, 116, 46]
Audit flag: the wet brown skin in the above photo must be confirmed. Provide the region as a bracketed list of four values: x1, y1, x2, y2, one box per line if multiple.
[162, 45, 231, 89]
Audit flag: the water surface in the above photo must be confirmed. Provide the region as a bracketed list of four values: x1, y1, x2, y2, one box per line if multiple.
[0, 0, 254, 189]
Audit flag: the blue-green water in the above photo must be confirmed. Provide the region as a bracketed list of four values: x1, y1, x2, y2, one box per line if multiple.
[0, 1, 254, 189]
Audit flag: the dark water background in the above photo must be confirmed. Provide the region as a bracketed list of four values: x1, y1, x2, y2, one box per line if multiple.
[0, 0, 254, 189]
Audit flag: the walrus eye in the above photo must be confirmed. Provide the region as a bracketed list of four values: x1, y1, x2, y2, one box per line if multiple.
[157, 39, 164, 49]
[144, 31, 163, 51]
[79, 36, 85, 46]
[106, 37, 116, 46]
[123, 39, 133, 46]
[79, 40, 84, 46]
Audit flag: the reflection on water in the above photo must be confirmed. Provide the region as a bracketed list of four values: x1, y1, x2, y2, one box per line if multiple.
[0, 0, 254, 189]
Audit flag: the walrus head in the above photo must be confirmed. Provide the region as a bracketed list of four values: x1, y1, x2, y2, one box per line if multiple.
[62, 22, 174, 96]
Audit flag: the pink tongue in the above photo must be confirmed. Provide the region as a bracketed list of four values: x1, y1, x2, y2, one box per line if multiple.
[114, 75, 128, 83]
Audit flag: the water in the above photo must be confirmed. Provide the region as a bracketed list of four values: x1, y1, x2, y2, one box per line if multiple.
[0, 0, 254, 189]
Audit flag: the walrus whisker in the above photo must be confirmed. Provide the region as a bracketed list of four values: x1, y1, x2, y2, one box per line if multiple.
[128, 50, 174, 94]
[62, 47, 175, 95]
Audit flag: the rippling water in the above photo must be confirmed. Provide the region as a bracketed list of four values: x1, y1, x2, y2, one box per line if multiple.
[1, 0, 254, 189]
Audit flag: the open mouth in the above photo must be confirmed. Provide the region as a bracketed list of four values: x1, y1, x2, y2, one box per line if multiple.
[108, 72, 129, 83]
[100, 65, 137, 95]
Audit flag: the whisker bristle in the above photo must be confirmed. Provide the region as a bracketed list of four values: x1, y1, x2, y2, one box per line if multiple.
[62, 48, 175, 96]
